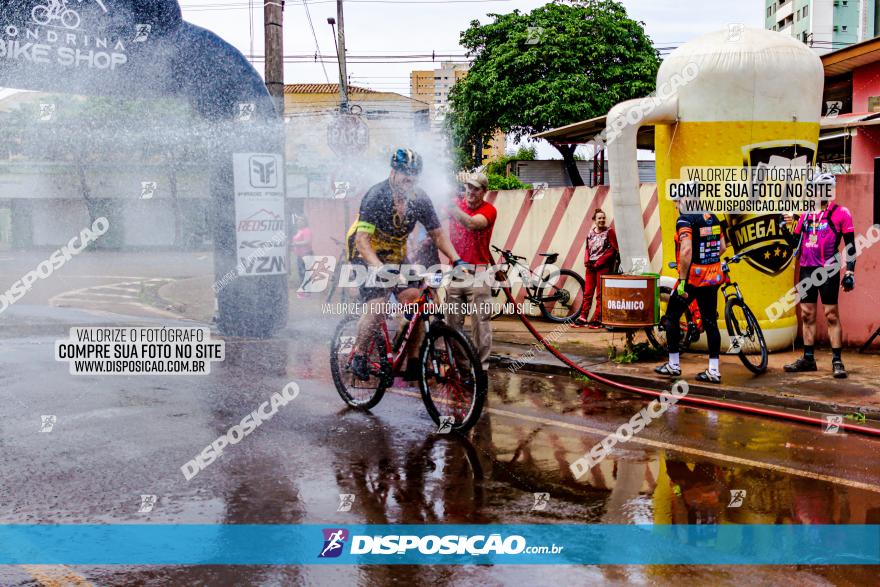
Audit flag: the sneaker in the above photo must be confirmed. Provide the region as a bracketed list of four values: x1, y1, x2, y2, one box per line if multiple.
[696, 369, 721, 384]
[832, 360, 848, 379]
[350, 354, 372, 381]
[571, 319, 590, 328]
[587, 322, 602, 330]
[784, 356, 817, 373]
[654, 363, 681, 377]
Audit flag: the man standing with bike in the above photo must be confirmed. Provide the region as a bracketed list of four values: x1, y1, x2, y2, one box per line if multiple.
[655, 210, 727, 384]
[782, 173, 856, 379]
[347, 149, 464, 382]
[446, 172, 497, 370]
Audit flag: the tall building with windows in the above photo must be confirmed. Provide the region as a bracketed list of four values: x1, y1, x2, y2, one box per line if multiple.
[410, 62, 505, 165]
[765, 0, 880, 54]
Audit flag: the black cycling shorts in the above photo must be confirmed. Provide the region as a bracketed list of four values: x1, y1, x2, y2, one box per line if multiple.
[798, 265, 841, 305]
[354, 263, 415, 302]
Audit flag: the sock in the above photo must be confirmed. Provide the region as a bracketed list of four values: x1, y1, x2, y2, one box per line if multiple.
[668, 352, 680, 369]
[832, 347, 842, 362]
[709, 357, 720, 374]
[804, 345, 815, 360]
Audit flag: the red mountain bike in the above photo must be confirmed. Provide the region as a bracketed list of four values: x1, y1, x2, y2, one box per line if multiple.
[330, 272, 488, 433]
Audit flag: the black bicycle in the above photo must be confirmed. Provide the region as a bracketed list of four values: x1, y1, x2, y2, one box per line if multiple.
[647, 253, 768, 374]
[488, 245, 585, 323]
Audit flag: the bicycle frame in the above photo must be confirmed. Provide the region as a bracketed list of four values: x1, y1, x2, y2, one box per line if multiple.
[493, 256, 559, 303]
[357, 282, 443, 375]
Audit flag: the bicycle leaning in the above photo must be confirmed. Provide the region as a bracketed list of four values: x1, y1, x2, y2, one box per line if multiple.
[329, 271, 488, 433]
[488, 245, 586, 323]
[646, 253, 769, 374]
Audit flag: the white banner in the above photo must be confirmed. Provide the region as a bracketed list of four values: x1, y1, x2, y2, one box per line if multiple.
[233, 153, 287, 276]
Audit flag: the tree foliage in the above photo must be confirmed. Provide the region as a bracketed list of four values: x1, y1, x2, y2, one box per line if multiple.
[448, 0, 660, 184]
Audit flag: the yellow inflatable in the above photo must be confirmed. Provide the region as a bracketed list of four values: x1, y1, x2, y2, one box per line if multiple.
[608, 27, 824, 350]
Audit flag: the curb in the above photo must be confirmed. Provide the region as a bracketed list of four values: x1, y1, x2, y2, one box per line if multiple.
[491, 353, 880, 423]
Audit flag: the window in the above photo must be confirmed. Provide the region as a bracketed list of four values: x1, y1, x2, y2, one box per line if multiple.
[842, 25, 848, 31]
[803, 5, 808, 16]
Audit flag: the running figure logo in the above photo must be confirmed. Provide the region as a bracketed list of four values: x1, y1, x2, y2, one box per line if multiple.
[298, 256, 337, 293]
[318, 528, 349, 558]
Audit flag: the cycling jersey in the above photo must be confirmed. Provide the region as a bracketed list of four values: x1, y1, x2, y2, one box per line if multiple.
[793, 203, 854, 268]
[346, 180, 441, 264]
[675, 213, 725, 287]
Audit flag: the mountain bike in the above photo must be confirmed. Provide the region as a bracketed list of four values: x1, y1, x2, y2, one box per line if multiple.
[329, 272, 488, 433]
[488, 245, 585, 323]
[646, 253, 768, 374]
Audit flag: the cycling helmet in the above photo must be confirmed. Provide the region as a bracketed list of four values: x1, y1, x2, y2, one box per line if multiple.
[390, 148, 423, 175]
[811, 172, 836, 185]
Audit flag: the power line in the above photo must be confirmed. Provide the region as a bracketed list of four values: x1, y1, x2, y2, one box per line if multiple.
[300, 0, 332, 83]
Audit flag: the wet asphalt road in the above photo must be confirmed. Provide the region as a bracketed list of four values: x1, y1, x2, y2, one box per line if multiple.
[1, 254, 880, 585]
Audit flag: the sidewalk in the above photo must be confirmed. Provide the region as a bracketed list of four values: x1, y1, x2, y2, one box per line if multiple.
[155, 276, 880, 422]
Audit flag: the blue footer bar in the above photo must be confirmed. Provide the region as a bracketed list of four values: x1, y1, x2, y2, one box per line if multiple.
[0, 525, 877, 565]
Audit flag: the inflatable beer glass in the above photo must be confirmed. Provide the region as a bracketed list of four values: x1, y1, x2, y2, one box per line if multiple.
[652, 28, 824, 350]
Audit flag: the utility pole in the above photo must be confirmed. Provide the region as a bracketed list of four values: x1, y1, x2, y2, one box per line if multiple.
[335, 0, 349, 111]
[264, 0, 285, 114]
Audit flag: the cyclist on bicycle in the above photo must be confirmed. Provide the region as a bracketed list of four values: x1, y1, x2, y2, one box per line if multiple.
[655, 208, 727, 384]
[347, 148, 464, 382]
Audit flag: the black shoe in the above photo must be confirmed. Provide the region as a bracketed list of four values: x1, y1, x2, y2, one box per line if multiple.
[654, 363, 681, 377]
[351, 354, 372, 381]
[784, 357, 817, 373]
[832, 360, 848, 379]
[695, 369, 721, 384]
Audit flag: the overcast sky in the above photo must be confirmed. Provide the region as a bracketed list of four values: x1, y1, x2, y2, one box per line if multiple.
[179, 0, 766, 95]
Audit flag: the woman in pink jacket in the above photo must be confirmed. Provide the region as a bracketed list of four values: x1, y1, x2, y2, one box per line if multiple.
[574, 209, 619, 328]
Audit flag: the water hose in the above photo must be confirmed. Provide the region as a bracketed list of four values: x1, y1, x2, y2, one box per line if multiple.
[500, 286, 880, 438]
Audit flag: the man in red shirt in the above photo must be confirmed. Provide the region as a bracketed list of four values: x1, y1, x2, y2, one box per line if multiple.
[447, 172, 497, 370]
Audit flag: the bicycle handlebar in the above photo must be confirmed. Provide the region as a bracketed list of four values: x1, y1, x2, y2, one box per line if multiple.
[491, 245, 525, 261]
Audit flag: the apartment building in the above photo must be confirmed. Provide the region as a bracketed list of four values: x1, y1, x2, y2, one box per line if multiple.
[765, 0, 880, 54]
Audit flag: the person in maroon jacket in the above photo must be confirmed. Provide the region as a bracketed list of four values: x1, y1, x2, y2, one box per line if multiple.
[574, 209, 619, 328]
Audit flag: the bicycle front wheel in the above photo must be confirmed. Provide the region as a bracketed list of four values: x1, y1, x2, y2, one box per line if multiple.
[330, 315, 391, 409]
[537, 268, 585, 323]
[724, 298, 768, 374]
[419, 324, 487, 433]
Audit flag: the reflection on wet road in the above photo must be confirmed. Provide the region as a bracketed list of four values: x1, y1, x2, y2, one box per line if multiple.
[0, 308, 878, 585]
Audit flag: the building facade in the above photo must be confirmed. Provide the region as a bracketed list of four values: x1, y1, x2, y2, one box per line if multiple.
[765, 0, 880, 53]
[410, 62, 505, 165]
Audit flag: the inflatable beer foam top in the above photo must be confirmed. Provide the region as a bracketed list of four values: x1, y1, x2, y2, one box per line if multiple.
[651, 28, 824, 350]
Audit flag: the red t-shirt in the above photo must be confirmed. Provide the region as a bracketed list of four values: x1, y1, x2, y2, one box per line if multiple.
[450, 199, 497, 264]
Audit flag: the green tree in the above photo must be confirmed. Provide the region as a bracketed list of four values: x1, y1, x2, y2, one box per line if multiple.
[449, 0, 659, 185]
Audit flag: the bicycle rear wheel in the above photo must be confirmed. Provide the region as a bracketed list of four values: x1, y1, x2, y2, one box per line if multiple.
[419, 324, 487, 433]
[646, 286, 695, 353]
[724, 298, 768, 374]
[330, 315, 391, 409]
[537, 268, 585, 323]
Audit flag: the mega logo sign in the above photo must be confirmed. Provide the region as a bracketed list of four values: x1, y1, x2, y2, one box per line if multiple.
[725, 142, 817, 275]
[0, 0, 130, 71]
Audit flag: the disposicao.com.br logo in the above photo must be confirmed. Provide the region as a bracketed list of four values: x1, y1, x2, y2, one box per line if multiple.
[318, 529, 563, 558]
